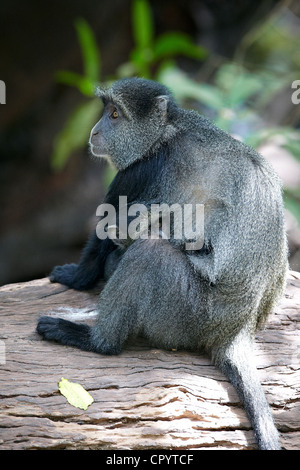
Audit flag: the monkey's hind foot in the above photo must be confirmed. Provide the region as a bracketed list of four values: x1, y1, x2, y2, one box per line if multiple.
[37, 316, 122, 355]
[37, 316, 92, 351]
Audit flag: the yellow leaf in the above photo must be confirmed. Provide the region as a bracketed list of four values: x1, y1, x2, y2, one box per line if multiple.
[58, 377, 94, 410]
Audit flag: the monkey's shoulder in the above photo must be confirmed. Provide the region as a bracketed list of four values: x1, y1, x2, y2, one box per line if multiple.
[181, 111, 278, 178]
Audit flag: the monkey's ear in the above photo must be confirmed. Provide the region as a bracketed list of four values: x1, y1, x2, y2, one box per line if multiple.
[155, 95, 169, 118]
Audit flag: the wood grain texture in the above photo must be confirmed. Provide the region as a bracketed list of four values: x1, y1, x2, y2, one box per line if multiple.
[0, 273, 299, 450]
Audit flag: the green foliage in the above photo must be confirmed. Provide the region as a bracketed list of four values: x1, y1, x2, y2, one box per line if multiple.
[158, 59, 300, 224]
[158, 61, 288, 132]
[51, 0, 300, 231]
[132, 0, 153, 52]
[225, 11, 300, 225]
[154, 32, 207, 61]
[51, 18, 102, 171]
[281, 132, 300, 225]
[127, 0, 206, 78]
[55, 18, 101, 96]
[55, 71, 95, 97]
[52, 98, 101, 171]
[51, 0, 206, 172]
[158, 65, 223, 109]
[284, 187, 300, 227]
[75, 17, 101, 84]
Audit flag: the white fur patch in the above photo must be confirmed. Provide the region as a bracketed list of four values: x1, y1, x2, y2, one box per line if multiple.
[47, 306, 98, 321]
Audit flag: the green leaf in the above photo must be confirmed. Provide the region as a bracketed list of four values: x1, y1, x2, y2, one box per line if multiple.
[282, 134, 300, 161]
[129, 48, 153, 77]
[158, 65, 223, 109]
[51, 98, 101, 170]
[153, 32, 207, 61]
[132, 0, 154, 50]
[75, 18, 101, 83]
[244, 129, 273, 149]
[58, 377, 94, 410]
[215, 63, 263, 107]
[116, 61, 139, 78]
[55, 71, 95, 96]
[284, 190, 300, 227]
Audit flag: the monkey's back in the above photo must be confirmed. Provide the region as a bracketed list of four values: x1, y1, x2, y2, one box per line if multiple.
[169, 112, 288, 337]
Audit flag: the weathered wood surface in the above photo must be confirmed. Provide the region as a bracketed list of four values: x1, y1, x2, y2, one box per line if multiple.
[0, 273, 299, 450]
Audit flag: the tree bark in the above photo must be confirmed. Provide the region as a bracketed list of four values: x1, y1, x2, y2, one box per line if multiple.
[0, 273, 299, 450]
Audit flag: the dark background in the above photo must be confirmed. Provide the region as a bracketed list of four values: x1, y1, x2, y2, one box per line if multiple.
[1, 0, 300, 286]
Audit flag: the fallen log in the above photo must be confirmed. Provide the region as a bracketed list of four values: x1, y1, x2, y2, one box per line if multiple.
[0, 273, 299, 450]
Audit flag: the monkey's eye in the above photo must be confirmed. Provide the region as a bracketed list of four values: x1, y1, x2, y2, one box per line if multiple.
[110, 108, 119, 120]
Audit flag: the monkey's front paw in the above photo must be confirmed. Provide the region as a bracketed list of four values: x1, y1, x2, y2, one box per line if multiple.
[49, 263, 78, 286]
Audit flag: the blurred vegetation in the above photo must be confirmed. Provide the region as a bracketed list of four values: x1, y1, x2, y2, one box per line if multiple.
[51, 18, 102, 171]
[51, 0, 300, 223]
[121, 0, 207, 78]
[51, 0, 208, 191]
[51, 0, 207, 175]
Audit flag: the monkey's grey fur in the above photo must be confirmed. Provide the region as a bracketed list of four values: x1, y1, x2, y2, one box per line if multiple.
[37, 78, 288, 450]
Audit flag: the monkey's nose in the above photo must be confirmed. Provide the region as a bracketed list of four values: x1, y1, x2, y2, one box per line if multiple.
[89, 128, 99, 145]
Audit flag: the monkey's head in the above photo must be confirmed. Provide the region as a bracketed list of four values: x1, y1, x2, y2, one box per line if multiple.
[89, 78, 179, 170]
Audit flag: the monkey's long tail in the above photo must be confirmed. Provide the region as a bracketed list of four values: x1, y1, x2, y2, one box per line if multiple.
[214, 335, 280, 450]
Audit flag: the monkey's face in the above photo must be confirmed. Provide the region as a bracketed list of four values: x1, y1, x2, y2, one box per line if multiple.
[89, 78, 179, 171]
[89, 103, 122, 162]
[89, 101, 168, 170]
